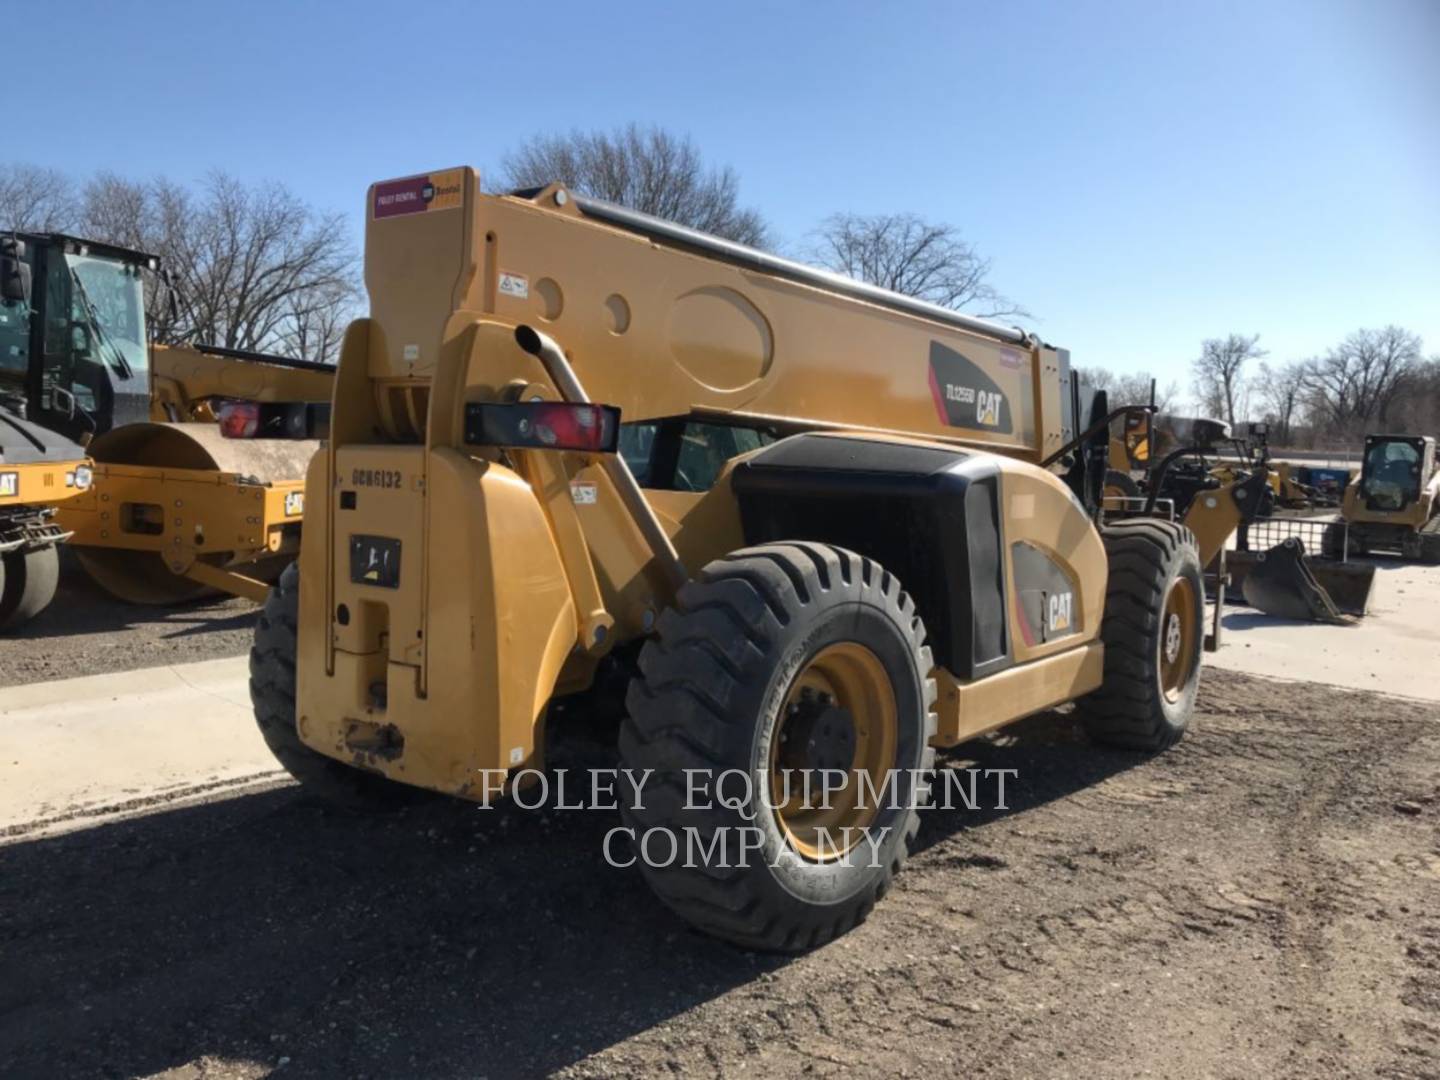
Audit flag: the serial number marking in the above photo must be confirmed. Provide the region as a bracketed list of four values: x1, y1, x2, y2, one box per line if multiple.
[351, 469, 403, 489]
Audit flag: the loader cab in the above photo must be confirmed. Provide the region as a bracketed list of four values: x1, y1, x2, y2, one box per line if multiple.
[1358, 435, 1433, 513]
[1, 233, 155, 442]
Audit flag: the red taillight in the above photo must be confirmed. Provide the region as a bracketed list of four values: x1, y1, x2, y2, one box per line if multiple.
[464, 402, 620, 453]
[219, 401, 260, 438]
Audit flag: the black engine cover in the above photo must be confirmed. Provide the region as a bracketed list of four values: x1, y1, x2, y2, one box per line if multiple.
[731, 434, 1011, 680]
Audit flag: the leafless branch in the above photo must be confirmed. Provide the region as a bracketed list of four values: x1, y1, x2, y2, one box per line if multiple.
[498, 124, 770, 247]
[809, 212, 1027, 320]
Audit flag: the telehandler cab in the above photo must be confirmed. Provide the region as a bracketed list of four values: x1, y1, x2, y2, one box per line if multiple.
[247, 167, 1266, 950]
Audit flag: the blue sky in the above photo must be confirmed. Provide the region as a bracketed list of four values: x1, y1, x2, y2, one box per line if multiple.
[14, 0, 1438, 396]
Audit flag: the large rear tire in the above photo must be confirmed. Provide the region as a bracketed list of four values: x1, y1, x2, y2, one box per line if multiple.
[1077, 519, 1203, 751]
[1419, 516, 1440, 565]
[250, 562, 416, 809]
[1103, 469, 1140, 504]
[0, 544, 60, 631]
[621, 542, 936, 952]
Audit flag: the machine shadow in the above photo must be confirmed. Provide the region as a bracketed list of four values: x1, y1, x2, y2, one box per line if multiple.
[0, 707, 1141, 1079]
[914, 706, 1146, 855]
[4, 552, 256, 643]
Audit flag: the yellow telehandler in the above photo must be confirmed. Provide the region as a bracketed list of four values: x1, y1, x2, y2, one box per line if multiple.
[245, 168, 1274, 950]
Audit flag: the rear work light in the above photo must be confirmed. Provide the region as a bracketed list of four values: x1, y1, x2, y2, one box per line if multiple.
[218, 400, 331, 440]
[464, 402, 620, 453]
[219, 401, 259, 438]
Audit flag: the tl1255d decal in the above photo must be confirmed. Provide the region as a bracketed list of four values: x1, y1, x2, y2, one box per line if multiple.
[927, 341, 1014, 434]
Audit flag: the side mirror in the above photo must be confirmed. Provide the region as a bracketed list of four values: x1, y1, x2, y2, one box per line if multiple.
[0, 238, 30, 305]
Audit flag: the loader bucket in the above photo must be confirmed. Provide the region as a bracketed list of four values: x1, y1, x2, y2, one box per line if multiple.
[65, 422, 317, 604]
[1239, 538, 1348, 623]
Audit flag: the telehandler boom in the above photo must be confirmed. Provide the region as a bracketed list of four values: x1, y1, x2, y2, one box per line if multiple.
[249, 167, 1261, 950]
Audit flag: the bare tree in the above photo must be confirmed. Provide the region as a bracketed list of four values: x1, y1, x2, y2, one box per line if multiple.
[499, 124, 769, 246]
[1303, 326, 1421, 434]
[1193, 333, 1266, 425]
[78, 171, 359, 361]
[811, 212, 1025, 319]
[1255, 359, 1307, 444]
[274, 279, 354, 362]
[0, 163, 77, 232]
[1074, 366, 1179, 412]
[1389, 356, 1440, 436]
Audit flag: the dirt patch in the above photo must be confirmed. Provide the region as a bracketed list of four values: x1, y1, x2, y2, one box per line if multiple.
[0, 549, 256, 688]
[0, 668, 1437, 1078]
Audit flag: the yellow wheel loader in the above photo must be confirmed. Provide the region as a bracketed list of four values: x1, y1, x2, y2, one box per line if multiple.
[0, 233, 331, 604]
[1104, 406, 1151, 503]
[245, 168, 1265, 951]
[1323, 435, 1440, 563]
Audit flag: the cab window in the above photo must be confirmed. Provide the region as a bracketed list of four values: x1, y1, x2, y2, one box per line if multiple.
[674, 423, 773, 492]
[618, 422, 658, 486]
[617, 418, 780, 492]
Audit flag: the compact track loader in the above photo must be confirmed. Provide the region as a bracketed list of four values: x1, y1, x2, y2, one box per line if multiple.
[1324, 434, 1440, 563]
[248, 167, 1249, 951]
[0, 232, 331, 603]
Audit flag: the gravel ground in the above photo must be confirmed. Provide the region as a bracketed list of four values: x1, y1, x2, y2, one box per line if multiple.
[1, 668, 1437, 1079]
[0, 550, 257, 688]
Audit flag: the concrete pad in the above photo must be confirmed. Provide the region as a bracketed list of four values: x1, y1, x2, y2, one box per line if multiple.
[1208, 559, 1440, 702]
[0, 656, 283, 838]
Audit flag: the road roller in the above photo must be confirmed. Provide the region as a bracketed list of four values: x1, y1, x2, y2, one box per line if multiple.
[0, 231, 331, 603]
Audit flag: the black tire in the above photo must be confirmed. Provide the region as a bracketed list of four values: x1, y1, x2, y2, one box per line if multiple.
[1104, 469, 1140, 502]
[250, 562, 416, 809]
[1320, 519, 1347, 560]
[1077, 519, 1203, 751]
[0, 544, 60, 631]
[621, 542, 937, 952]
[1419, 515, 1440, 565]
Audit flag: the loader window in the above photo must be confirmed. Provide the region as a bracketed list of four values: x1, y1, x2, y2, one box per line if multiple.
[65, 253, 149, 376]
[0, 296, 27, 376]
[1361, 439, 1422, 510]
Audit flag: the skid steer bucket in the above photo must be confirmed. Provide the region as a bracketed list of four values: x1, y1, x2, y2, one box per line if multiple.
[1239, 538, 1349, 623]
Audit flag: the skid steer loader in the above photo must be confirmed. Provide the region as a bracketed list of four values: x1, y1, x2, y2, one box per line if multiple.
[245, 167, 1263, 951]
[0, 232, 331, 603]
[1323, 434, 1440, 563]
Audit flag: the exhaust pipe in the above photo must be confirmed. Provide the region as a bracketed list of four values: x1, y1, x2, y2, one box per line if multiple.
[514, 325, 689, 595]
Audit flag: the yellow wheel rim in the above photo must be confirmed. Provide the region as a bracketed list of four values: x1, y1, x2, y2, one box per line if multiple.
[1159, 576, 1197, 703]
[769, 642, 898, 862]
